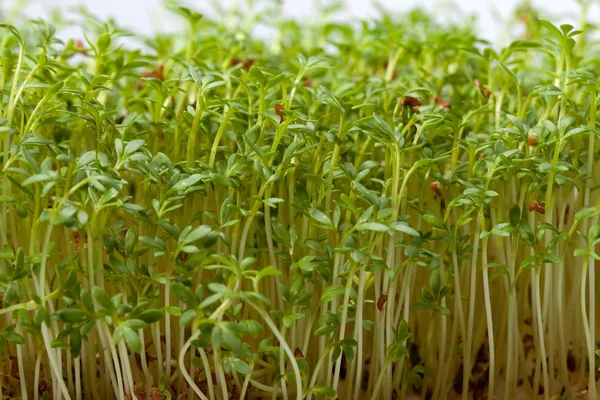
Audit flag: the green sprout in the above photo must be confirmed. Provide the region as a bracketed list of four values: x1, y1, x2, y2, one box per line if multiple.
[0, 1, 599, 400]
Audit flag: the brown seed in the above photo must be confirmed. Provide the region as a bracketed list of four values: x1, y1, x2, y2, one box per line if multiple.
[74, 39, 87, 55]
[275, 103, 286, 123]
[377, 294, 388, 311]
[430, 181, 442, 197]
[434, 96, 452, 108]
[528, 201, 538, 212]
[304, 77, 313, 88]
[231, 57, 255, 72]
[242, 58, 255, 71]
[134, 383, 145, 400]
[474, 79, 491, 98]
[294, 347, 304, 359]
[400, 96, 422, 107]
[527, 134, 537, 146]
[537, 202, 546, 215]
[151, 387, 163, 400]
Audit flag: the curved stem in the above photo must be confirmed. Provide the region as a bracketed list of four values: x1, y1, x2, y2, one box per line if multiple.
[246, 300, 303, 400]
[581, 259, 597, 400]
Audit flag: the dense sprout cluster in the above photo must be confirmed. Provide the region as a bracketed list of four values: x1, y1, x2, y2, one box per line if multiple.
[1, 1, 600, 399]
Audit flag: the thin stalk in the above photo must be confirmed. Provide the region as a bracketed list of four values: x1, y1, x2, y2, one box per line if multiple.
[463, 222, 481, 400]
[581, 257, 597, 399]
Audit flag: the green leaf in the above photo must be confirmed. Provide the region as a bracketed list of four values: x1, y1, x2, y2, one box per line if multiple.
[282, 313, 304, 328]
[171, 174, 203, 192]
[125, 229, 137, 255]
[93, 287, 113, 311]
[55, 309, 87, 324]
[124, 139, 145, 154]
[165, 306, 183, 316]
[309, 208, 333, 227]
[356, 222, 389, 232]
[518, 220, 535, 243]
[309, 383, 337, 397]
[171, 283, 197, 307]
[4, 331, 25, 344]
[543, 253, 562, 263]
[138, 310, 163, 324]
[34, 307, 50, 326]
[574, 248, 587, 257]
[231, 358, 252, 375]
[97, 33, 112, 53]
[184, 225, 211, 244]
[391, 222, 420, 237]
[221, 325, 242, 354]
[429, 268, 441, 296]
[423, 214, 447, 231]
[321, 287, 345, 303]
[296, 256, 316, 272]
[319, 85, 344, 112]
[123, 327, 142, 353]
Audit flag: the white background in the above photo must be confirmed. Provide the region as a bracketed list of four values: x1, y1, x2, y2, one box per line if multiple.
[1, 0, 595, 45]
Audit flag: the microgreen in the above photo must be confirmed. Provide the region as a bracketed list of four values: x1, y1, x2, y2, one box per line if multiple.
[0, 1, 600, 400]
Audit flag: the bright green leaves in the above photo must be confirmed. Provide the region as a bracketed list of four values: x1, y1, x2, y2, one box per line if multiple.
[309, 383, 337, 398]
[112, 321, 146, 353]
[573, 223, 600, 261]
[413, 267, 451, 315]
[114, 138, 151, 170]
[280, 276, 313, 307]
[172, 283, 198, 308]
[356, 222, 389, 232]
[169, 174, 203, 193]
[0, 324, 25, 346]
[315, 312, 340, 336]
[309, 207, 334, 228]
[429, 268, 441, 296]
[391, 222, 420, 237]
[177, 224, 215, 254]
[319, 85, 345, 113]
[168, 5, 203, 27]
[4, 3, 600, 399]
[294, 255, 317, 272]
[387, 320, 411, 362]
[0, 24, 23, 44]
[97, 33, 111, 54]
[423, 214, 447, 232]
[93, 287, 113, 313]
[539, 20, 581, 53]
[54, 309, 88, 324]
[226, 357, 252, 375]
